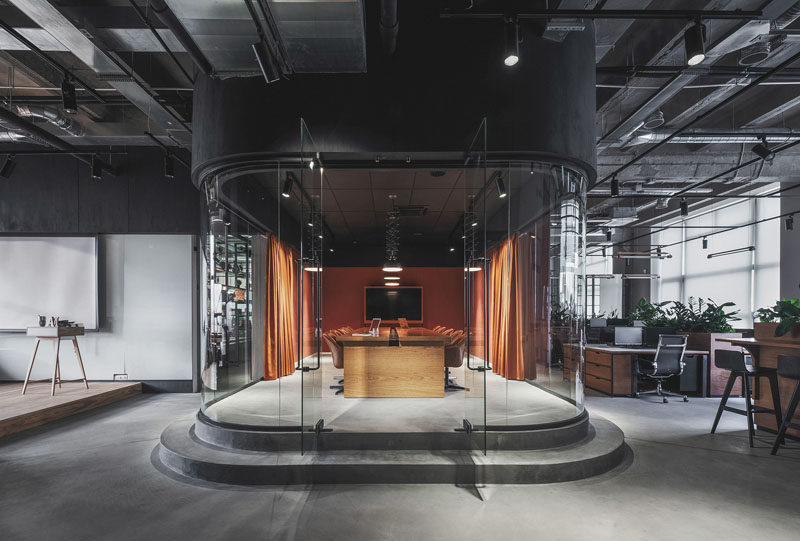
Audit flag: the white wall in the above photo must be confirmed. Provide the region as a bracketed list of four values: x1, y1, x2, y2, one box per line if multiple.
[0, 235, 195, 384]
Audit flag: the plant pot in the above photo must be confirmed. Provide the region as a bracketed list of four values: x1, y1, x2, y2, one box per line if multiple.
[754, 322, 800, 341]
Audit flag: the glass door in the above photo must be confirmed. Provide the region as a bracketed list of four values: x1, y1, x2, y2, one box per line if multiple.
[300, 119, 324, 452]
[463, 118, 488, 454]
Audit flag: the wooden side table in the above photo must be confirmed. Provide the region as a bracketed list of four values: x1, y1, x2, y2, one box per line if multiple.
[22, 326, 88, 396]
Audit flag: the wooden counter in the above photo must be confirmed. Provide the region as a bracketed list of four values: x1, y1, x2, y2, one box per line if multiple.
[336, 329, 451, 398]
[717, 337, 800, 437]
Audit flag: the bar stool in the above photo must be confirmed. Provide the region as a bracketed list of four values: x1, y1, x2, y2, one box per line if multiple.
[711, 349, 783, 447]
[771, 355, 800, 455]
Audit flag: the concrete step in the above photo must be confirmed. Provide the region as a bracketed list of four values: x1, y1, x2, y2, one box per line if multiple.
[194, 411, 590, 452]
[156, 415, 626, 485]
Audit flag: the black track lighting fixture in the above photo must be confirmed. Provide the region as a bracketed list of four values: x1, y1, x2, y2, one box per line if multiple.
[495, 173, 507, 198]
[702, 236, 708, 249]
[503, 17, 519, 67]
[281, 173, 292, 198]
[163, 153, 175, 179]
[680, 198, 689, 217]
[610, 175, 619, 196]
[605, 229, 612, 242]
[752, 137, 774, 161]
[787, 215, 795, 231]
[91, 154, 102, 180]
[684, 20, 706, 66]
[61, 74, 77, 114]
[602, 247, 607, 258]
[252, 40, 281, 84]
[0, 154, 16, 178]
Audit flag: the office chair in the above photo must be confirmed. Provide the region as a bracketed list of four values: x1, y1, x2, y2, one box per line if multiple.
[321, 333, 344, 395]
[636, 334, 688, 403]
[445, 332, 467, 391]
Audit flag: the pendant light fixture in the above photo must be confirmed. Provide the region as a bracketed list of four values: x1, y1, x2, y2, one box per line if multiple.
[503, 17, 519, 67]
[382, 196, 402, 272]
[684, 20, 706, 66]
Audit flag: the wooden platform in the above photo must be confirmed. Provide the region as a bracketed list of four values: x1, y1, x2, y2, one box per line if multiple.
[0, 381, 142, 438]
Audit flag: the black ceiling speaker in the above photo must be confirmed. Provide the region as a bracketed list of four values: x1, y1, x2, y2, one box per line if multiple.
[787, 215, 794, 231]
[606, 229, 612, 242]
[61, 75, 77, 114]
[684, 20, 706, 66]
[680, 198, 689, 216]
[702, 236, 708, 249]
[503, 17, 519, 67]
[610, 175, 619, 196]
[164, 153, 175, 179]
[0, 154, 16, 178]
[91, 154, 102, 180]
[252, 40, 281, 84]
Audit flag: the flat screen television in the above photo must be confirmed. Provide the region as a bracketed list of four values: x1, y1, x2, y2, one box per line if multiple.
[364, 286, 423, 324]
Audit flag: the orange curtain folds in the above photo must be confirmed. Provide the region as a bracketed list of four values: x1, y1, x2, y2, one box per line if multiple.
[488, 233, 537, 381]
[264, 235, 298, 380]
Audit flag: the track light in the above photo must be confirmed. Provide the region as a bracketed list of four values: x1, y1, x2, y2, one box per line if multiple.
[252, 40, 281, 84]
[503, 18, 519, 67]
[787, 215, 795, 231]
[610, 175, 619, 196]
[0, 154, 16, 178]
[61, 75, 77, 114]
[684, 20, 706, 66]
[308, 158, 316, 171]
[702, 236, 708, 249]
[91, 154, 102, 180]
[606, 229, 612, 242]
[281, 173, 292, 198]
[449, 247, 455, 252]
[602, 247, 607, 257]
[495, 173, 507, 198]
[707, 246, 755, 259]
[752, 138, 774, 162]
[471, 220, 478, 227]
[163, 153, 175, 179]
[680, 198, 688, 217]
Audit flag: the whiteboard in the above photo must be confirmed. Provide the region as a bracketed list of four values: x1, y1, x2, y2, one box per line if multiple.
[0, 236, 98, 331]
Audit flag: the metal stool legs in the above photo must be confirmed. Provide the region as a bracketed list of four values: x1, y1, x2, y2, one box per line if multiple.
[711, 369, 783, 448]
[771, 380, 800, 455]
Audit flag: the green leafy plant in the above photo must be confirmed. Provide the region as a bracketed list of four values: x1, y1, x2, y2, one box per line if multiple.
[671, 297, 740, 333]
[627, 298, 674, 327]
[754, 299, 800, 337]
[551, 300, 578, 326]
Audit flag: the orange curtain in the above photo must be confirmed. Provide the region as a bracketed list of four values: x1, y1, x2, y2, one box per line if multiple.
[488, 233, 535, 381]
[264, 235, 298, 380]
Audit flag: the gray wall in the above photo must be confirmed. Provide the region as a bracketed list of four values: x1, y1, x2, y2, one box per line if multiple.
[781, 187, 800, 299]
[0, 235, 195, 391]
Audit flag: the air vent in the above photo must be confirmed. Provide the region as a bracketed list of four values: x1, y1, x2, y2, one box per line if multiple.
[397, 205, 428, 217]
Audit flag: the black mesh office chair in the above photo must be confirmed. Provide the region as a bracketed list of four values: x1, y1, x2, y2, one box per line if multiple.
[637, 334, 688, 403]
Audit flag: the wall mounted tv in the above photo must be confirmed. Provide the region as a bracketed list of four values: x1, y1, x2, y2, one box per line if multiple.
[364, 286, 423, 324]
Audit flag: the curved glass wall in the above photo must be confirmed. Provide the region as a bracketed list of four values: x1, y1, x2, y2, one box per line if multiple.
[196, 152, 586, 436]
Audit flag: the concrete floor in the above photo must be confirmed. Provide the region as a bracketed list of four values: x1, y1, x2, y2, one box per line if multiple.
[1, 393, 799, 540]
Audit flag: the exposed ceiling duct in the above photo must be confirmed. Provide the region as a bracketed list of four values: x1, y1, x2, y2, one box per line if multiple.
[625, 129, 800, 146]
[13, 105, 85, 137]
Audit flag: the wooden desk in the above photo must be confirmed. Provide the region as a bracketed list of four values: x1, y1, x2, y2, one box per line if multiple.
[574, 345, 709, 397]
[337, 329, 451, 398]
[717, 337, 800, 437]
[23, 326, 88, 397]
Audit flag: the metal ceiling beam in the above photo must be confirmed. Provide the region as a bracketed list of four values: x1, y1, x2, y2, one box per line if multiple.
[440, 9, 763, 20]
[147, 0, 213, 76]
[6, 0, 191, 145]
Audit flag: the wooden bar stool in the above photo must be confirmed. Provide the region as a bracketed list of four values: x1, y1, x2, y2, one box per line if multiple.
[772, 355, 800, 455]
[22, 326, 88, 397]
[711, 349, 782, 447]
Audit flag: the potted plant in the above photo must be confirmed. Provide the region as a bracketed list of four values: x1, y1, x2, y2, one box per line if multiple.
[754, 299, 800, 341]
[670, 297, 742, 397]
[627, 298, 674, 327]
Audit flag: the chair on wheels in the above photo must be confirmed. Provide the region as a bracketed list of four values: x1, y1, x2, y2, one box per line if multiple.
[637, 334, 688, 403]
[321, 333, 344, 395]
[772, 355, 800, 455]
[444, 331, 467, 391]
[711, 349, 783, 448]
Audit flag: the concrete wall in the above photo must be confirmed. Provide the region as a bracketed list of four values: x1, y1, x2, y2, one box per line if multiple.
[781, 187, 800, 299]
[0, 234, 196, 391]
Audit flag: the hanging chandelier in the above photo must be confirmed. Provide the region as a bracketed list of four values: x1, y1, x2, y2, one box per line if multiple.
[382, 196, 402, 272]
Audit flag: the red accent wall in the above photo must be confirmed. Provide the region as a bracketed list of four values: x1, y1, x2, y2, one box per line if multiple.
[322, 267, 465, 334]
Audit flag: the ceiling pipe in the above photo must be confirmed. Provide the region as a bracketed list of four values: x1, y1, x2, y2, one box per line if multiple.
[625, 129, 800, 146]
[147, 0, 214, 77]
[0, 105, 114, 174]
[380, 0, 399, 55]
[773, 1, 800, 29]
[13, 105, 85, 137]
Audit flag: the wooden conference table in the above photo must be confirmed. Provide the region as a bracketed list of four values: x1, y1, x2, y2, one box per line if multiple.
[717, 337, 800, 438]
[335, 328, 451, 398]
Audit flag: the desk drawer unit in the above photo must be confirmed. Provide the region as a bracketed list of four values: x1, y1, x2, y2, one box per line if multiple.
[584, 350, 634, 396]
